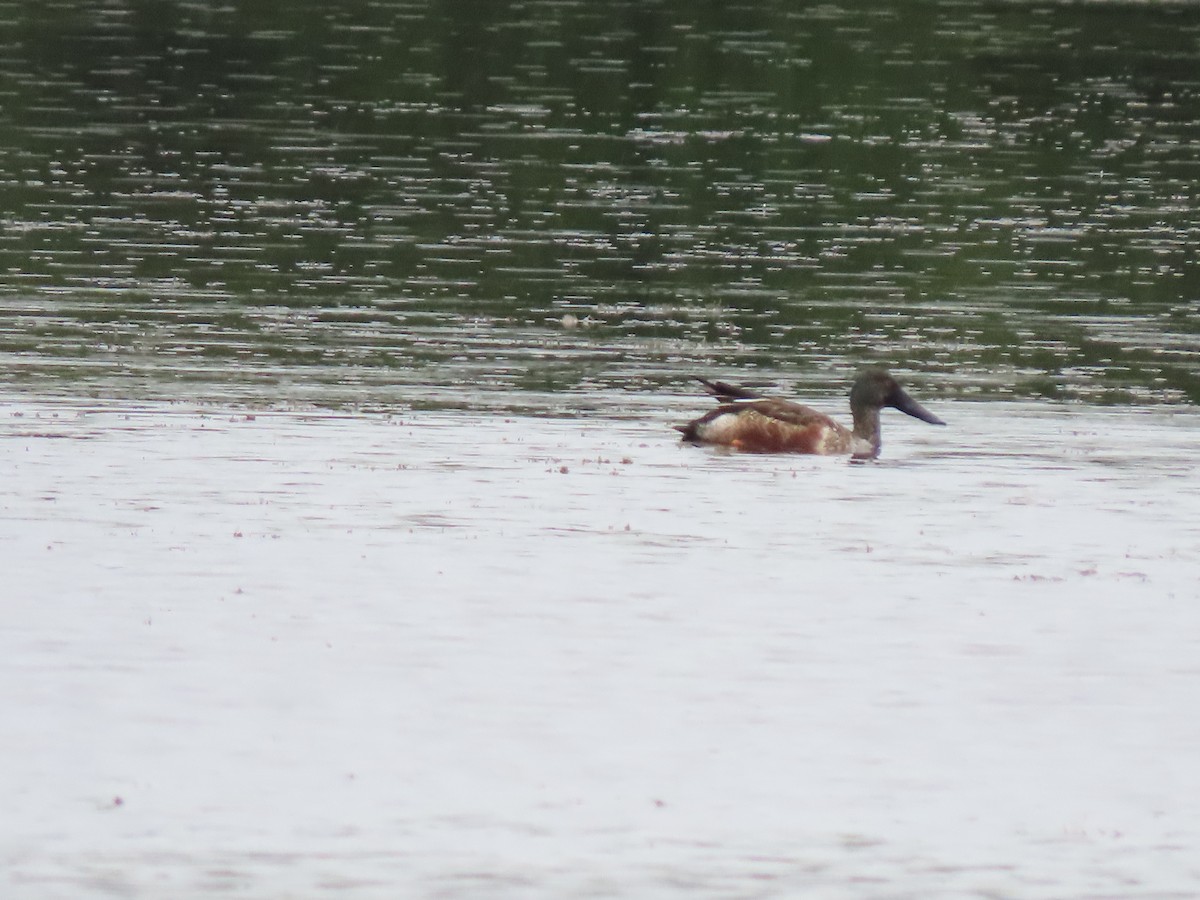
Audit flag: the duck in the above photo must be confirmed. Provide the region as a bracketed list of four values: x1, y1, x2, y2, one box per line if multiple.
[675, 368, 945, 460]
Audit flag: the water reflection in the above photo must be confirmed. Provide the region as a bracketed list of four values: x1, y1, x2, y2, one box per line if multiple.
[1, 0, 1198, 408]
[2, 397, 1198, 896]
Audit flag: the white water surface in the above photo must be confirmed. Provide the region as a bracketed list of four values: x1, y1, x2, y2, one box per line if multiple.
[2, 395, 1199, 898]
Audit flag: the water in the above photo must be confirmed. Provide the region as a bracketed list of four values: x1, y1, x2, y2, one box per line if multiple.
[2, 398, 1199, 897]
[3, 2, 1200, 896]
[1, 0, 1198, 407]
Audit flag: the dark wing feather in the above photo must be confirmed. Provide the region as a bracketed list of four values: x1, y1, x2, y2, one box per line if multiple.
[696, 377, 767, 403]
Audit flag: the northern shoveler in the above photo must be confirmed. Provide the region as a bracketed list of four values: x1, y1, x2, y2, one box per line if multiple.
[675, 369, 945, 460]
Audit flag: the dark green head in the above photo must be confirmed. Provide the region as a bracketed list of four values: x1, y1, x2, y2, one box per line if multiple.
[849, 369, 945, 425]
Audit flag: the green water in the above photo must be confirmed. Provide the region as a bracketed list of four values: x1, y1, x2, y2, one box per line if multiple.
[2, 0, 1198, 408]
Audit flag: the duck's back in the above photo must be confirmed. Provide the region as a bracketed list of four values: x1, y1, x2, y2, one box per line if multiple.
[677, 399, 852, 454]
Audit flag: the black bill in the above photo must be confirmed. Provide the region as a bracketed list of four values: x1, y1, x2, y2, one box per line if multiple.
[891, 389, 945, 426]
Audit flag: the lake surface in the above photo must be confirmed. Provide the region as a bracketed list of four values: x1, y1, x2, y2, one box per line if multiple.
[2, 398, 1199, 898]
[2, 2, 1200, 898]
[1, 0, 1198, 408]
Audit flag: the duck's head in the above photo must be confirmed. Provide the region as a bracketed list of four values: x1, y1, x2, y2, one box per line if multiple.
[850, 369, 945, 425]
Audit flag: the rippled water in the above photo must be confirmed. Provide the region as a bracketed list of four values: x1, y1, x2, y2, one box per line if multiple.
[2, 5, 1200, 897]
[2, 398, 1199, 898]
[1, 0, 1199, 408]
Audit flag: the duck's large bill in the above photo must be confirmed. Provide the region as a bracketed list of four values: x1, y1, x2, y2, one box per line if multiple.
[892, 389, 945, 426]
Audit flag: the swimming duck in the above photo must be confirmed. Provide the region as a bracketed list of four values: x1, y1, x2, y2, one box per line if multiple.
[675, 369, 945, 460]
